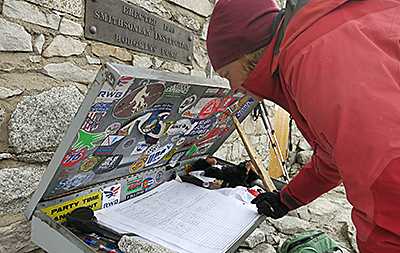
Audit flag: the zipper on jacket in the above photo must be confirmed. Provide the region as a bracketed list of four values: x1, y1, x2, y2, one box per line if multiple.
[287, 231, 325, 252]
[313, 141, 319, 172]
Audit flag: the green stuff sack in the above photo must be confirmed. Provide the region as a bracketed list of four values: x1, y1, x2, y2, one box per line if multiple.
[278, 230, 343, 253]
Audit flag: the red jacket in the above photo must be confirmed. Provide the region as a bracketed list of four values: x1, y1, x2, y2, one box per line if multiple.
[243, 0, 400, 242]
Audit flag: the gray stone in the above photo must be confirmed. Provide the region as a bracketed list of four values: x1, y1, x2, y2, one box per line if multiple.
[0, 214, 38, 252]
[59, 18, 83, 36]
[341, 222, 359, 253]
[25, 0, 82, 17]
[86, 55, 101, 65]
[34, 34, 45, 54]
[132, 55, 152, 68]
[8, 85, 84, 154]
[270, 216, 310, 235]
[118, 235, 174, 253]
[127, 0, 172, 19]
[265, 233, 281, 246]
[297, 138, 312, 151]
[166, 0, 213, 17]
[193, 52, 208, 68]
[0, 106, 4, 126]
[43, 35, 86, 57]
[0, 86, 23, 99]
[162, 62, 190, 74]
[241, 228, 265, 249]
[44, 62, 98, 84]
[296, 150, 313, 164]
[29, 55, 41, 63]
[174, 13, 201, 31]
[3, 0, 60, 29]
[239, 243, 277, 253]
[17, 152, 54, 163]
[307, 198, 338, 216]
[0, 18, 32, 52]
[200, 22, 209, 41]
[258, 223, 276, 235]
[0, 153, 12, 160]
[154, 58, 163, 68]
[0, 164, 46, 215]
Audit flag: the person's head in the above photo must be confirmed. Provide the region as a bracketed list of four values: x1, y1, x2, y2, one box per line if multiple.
[206, 0, 279, 101]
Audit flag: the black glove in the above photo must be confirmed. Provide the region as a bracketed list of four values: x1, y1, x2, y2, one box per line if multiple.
[251, 190, 289, 219]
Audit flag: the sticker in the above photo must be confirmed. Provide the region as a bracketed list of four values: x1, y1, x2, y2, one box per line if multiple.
[41, 191, 101, 223]
[131, 141, 148, 155]
[105, 122, 121, 135]
[102, 184, 121, 209]
[197, 124, 230, 146]
[142, 177, 154, 190]
[216, 97, 236, 112]
[161, 121, 173, 136]
[198, 98, 220, 119]
[112, 83, 165, 120]
[163, 147, 178, 161]
[130, 155, 149, 173]
[126, 177, 144, 193]
[180, 140, 196, 149]
[122, 138, 136, 149]
[71, 130, 107, 151]
[164, 83, 192, 98]
[61, 149, 86, 167]
[155, 170, 164, 184]
[146, 143, 173, 167]
[168, 151, 185, 166]
[126, 190, 145, 200]
[182, 98, 215, 119]
[93, 147, 115, 156]
[235, 97, 254, 120]
[119, 104, 172, 144]
[192, 142, 213, 156]
[82, 112, 106, 132]
[176, 137, 185, 146]
[218, 108, 232, 122]
[186, 144, 198, 156]
[183, 118, 217, 137]
[185, 164, 193, 176]
[54, 172, 95, 191]
[178, 94, 197, 113]
[201, 87, 220, 97]
[167, 119, 191, 136]
[89, 102, 112, 113]
[80, 156, 101, 171]
[100, 135, 125, 146]
[93, 155, 123, 174]
[115, 76, 134, 89]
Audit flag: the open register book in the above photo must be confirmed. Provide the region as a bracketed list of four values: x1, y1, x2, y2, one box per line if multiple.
[95, 180, 262, 253]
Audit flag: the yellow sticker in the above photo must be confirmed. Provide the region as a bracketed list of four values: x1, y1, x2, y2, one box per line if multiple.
[41, 191, 102, 223]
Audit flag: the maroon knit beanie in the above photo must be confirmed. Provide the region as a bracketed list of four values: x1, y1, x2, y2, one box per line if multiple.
[207, 0, 280, 71]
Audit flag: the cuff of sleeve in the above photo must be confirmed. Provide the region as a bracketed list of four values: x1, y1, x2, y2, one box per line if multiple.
[280, 185, 303, 210]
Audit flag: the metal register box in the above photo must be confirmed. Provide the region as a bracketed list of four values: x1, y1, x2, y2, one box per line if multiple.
[25, 62, 268, 253]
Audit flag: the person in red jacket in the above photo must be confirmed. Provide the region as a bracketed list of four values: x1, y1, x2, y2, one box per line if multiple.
[206, 0, 400, 252]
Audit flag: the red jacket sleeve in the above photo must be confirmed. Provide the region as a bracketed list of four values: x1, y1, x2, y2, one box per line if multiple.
[280, 145, 342, 210]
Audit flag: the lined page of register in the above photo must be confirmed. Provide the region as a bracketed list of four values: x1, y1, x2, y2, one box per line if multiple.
[95, 180, 261, 253]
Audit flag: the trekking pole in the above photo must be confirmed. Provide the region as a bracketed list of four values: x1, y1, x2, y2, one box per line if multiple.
[255, 102, 301, 218]
[257, 102, 290, 182]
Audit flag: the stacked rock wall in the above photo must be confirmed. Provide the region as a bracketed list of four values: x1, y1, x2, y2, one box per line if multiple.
[0, 0, 280, 251]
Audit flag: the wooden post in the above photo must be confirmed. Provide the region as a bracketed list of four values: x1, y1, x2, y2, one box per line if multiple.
[232, 115, 276, 192]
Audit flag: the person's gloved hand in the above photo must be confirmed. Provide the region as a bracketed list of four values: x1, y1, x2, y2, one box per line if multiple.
[251, 190, 289, 219]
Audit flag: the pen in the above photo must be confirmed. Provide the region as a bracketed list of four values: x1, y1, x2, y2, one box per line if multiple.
[83, 238, 123, 252]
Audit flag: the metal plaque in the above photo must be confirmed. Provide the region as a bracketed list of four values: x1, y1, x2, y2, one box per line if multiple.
[85, 0, 194, 64]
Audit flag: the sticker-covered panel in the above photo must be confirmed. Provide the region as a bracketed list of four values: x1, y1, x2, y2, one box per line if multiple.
[41, 63, 256, 199]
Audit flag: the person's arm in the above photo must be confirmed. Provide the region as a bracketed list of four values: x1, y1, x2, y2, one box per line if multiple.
[281, 146, 342, 210]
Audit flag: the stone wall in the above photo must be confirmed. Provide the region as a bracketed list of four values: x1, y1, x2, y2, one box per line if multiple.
[0, 0, 282, 251]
